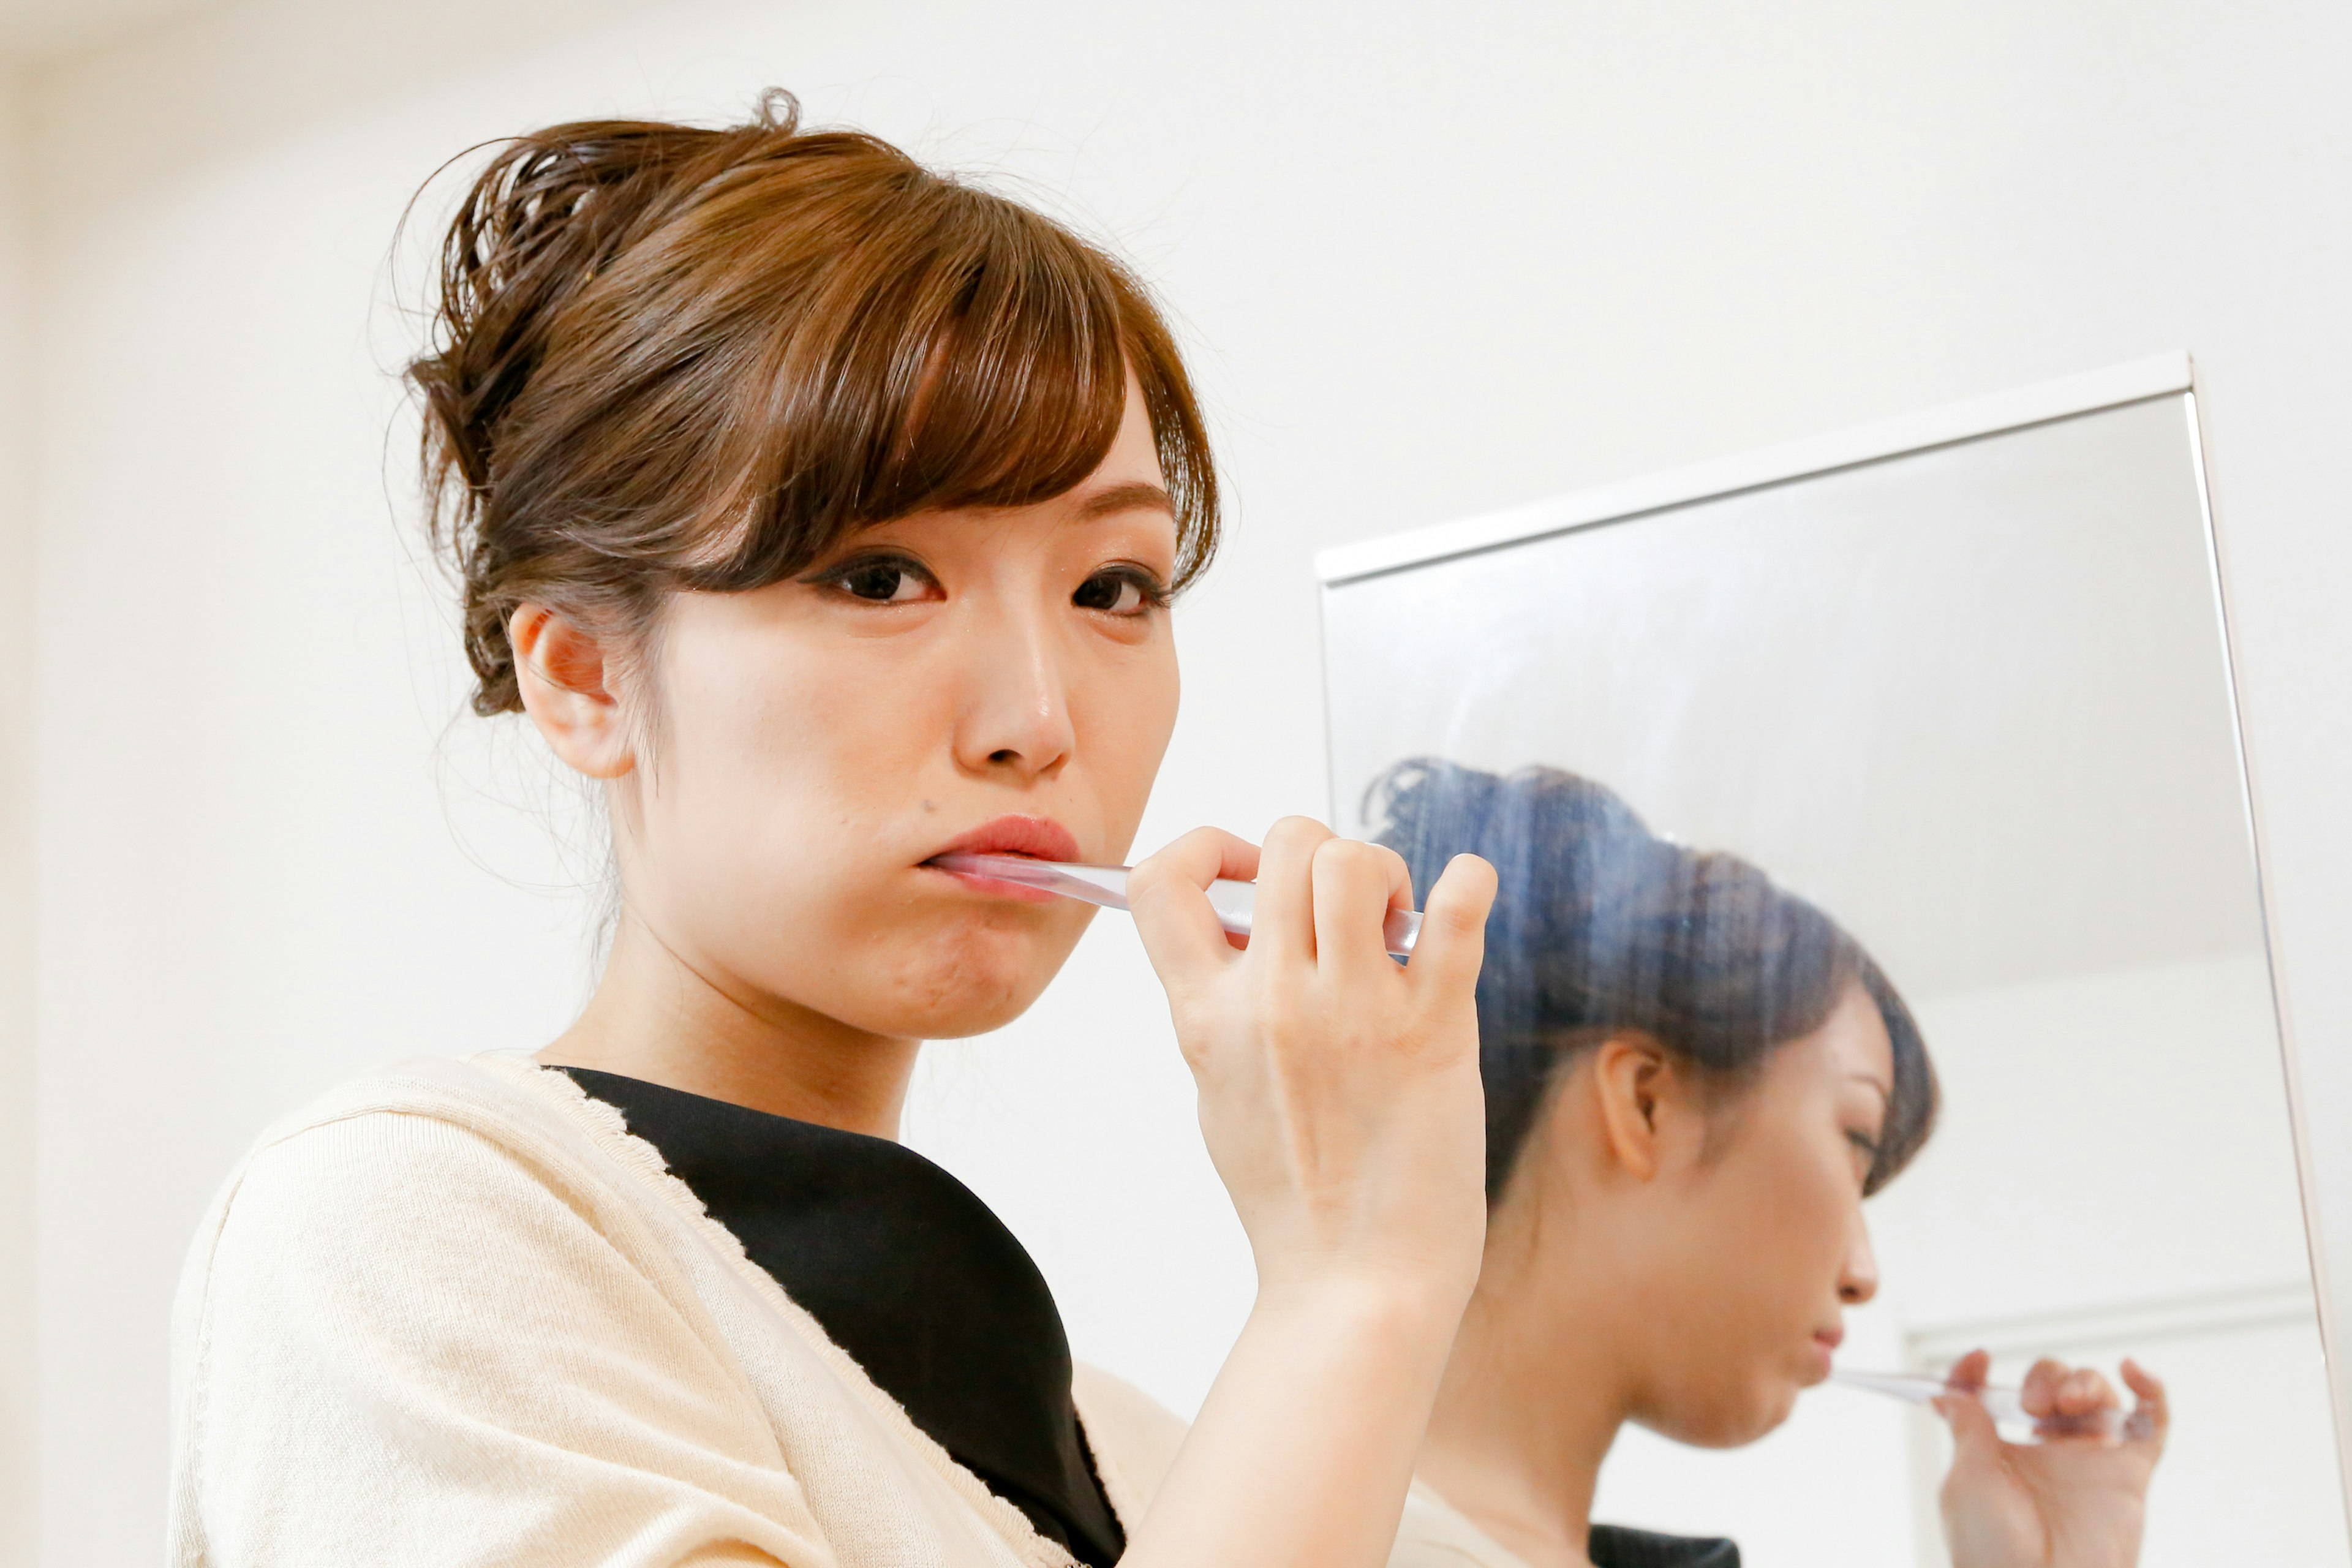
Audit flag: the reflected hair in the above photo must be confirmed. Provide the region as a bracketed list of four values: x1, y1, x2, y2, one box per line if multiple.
[408, 89, 1217, 718]
[1371, 759, 1937, 1203]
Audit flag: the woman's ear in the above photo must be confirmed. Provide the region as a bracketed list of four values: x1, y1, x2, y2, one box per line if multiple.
[1591, 1035, 1672, 1182]
[510, 604, 636, 780]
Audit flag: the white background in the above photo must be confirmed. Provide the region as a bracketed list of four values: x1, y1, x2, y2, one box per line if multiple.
[4, 2, 2352, 1564]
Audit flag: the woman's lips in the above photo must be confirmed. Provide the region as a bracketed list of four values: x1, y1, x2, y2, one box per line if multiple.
[928, 815, 1082, 862]
[922, 815, 1082, 903]
[1808, 1327, 1844, 1381]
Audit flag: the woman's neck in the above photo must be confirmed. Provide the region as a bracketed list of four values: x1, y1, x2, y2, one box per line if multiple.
[1414, 1245, 1634, 1568]
[537, 908, 922, 1138]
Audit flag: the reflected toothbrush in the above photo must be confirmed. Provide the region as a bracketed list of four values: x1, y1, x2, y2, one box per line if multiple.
[927, 851, 1425, 959]
[1830, 1368, 2152, 1442]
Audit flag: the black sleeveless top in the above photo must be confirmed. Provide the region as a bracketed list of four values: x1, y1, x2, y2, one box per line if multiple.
[559, 1069, 1124, 1568]
[1592, 1523, 1741, 1566]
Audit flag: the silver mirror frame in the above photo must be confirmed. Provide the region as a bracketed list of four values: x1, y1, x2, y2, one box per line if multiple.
[1313, 352, 2352, 1522]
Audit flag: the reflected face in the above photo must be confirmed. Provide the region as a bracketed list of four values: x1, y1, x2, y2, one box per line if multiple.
[611, 386, 1180, 1039]
[1633, 982, 1894, 1446]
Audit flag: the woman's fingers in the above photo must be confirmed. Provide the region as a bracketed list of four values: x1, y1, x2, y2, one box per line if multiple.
[1936, 1387, 2003, 1455]
[2019, 1358, 2066, 1419]
[1934, 1351, 2007, 1475]
[2121, 1358, 2169, 1446]
[1250, 817, 1333, 967]
[1131, 827, 1262, 983]
[2056, 1366, 2118, 1419]
[1406, 854, 1498, 1003]
[1139, 823, 1482, 991]
[2018, 1358, 2116, 1420]
[1935, 1350, 2005, 1466]
[2015, 1356, 2134, 1441]
[1310, 838, 1414, 986]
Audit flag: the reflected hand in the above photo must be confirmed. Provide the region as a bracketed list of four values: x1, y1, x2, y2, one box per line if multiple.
[1937, 1349, 2168, 1568]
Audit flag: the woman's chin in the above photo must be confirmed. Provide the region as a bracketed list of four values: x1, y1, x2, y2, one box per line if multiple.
[1652, 1378, 1802, 1450]
[761, 913, 1079, 1039]
[880, 937, 1076, 1038]
[896, 984, 1050, 1040]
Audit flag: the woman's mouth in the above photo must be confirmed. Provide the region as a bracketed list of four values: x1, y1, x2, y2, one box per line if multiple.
[922, 815, 1082, 902]
[1807, 1327, 1844, 1382]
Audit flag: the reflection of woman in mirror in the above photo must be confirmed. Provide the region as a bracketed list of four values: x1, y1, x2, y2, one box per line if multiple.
[1371, 760, 2168, 1568]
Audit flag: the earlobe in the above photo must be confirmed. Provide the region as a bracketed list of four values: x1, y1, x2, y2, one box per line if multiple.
[1593, 1035, 1668, 1182]
[509, 604, 636, 780]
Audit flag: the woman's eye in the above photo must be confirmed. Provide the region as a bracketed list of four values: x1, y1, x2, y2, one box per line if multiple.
[830, 558, 934, 604]
[1073, 568, 1166, 616]
[1845, 1128, 1883, 1167]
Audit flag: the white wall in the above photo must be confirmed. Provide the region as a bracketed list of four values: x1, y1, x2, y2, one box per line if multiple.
[21, 1, 2352, 1562]
[0, 53, 34, 1568]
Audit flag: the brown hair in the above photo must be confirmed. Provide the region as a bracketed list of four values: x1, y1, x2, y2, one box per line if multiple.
[1371, 759, 1937, 1202]
[409, 90, 1218, 717]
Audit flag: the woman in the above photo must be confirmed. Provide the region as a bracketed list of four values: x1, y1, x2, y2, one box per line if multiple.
[166, 96, 1499, 1568]
[1371, 760, 2168, 1568]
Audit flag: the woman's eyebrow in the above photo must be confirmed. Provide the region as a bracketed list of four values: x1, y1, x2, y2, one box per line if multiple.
[1846, 1072, 1892, 1106]
[1072, 480, 1176, 522]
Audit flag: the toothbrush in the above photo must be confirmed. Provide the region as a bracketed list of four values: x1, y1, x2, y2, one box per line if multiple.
[928, 852, 1425, 959]
[1831, 1368, 2154, 1442]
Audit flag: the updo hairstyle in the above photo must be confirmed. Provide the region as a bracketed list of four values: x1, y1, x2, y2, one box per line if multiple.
[407, 90, 1218, 718]
[1371, 760, 1937, 1204]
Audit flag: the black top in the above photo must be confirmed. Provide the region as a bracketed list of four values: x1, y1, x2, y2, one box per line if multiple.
[1592, 1523, 1741, 1567]
[559, 1069, 1124, 1568]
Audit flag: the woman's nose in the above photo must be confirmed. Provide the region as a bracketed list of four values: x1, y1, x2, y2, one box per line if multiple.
[1838, 1215, 1880, 1306]
[951, 606, 1076, 781]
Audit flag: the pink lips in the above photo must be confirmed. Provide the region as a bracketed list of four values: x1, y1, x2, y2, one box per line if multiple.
[1810, 1327, 1845, 1381]
[924, 815, 1082, 903]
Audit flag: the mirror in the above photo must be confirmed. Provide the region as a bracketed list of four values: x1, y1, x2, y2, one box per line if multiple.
[1318, 355, 2344, 1567]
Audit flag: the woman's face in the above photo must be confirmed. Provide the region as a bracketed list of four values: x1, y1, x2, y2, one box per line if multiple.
[1629, 985, 1893, 1445]
[606, 385, 1181, 1041]
[1502, 983, 1895, 1449]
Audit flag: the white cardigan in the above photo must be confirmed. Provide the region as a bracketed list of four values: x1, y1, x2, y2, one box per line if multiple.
[1389, 1485, 1535, 1568]
[167, 1054, 1188, 1568]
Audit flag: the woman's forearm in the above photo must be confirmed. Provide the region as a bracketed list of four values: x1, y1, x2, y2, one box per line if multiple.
[1119, 1276, 1464, 1568]
[1120, 828, 1494, 1567]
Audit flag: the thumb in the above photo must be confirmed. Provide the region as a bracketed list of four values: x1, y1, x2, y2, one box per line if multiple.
[1937, 1389, 2006, 1477]
[1937, 1348, 2003, 1474]
[1406, 853, 1496, 1001]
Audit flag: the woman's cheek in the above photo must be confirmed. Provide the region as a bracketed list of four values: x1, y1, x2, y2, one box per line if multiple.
[1072, 643, 1178, 853]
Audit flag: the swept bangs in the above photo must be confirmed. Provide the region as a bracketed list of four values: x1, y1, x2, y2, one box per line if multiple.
[417, 97, 1218, 716]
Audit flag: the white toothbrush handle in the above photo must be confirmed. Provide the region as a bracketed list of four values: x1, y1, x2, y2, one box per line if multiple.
[933, 854, 1424, 959]
[1203, 878, 1423, 958]
[1831, 1369, 2143, 1441]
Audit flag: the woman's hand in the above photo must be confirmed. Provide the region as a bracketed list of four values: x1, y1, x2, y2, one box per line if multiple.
[1129, 818, 1498, 1306]
[1118, 817, 1496, 1568]
[1938, 1349, 2168, 1568]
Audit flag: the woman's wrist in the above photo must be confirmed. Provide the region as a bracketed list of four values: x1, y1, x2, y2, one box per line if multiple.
[1121, 1264, 1473, 1568]
[1244, 1266, 1475, 1400]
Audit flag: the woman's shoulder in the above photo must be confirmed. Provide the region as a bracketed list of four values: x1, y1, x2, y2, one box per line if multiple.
[190, 1058, 573, 1251]
[206, 1054, 570, 1199]
[200, 1053, 658, 1216]
[170, 1056, 835, 1565]
[175, 1053, 718, 1365]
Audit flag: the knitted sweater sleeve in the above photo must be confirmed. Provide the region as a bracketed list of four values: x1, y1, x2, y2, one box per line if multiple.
[168, 1108, 837, 1568]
